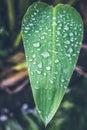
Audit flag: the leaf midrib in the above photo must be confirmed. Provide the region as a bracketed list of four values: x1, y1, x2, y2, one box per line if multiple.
[52, 8, 56, 80]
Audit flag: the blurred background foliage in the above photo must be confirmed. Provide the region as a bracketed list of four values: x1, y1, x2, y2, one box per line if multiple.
[0, 0, 87, 130]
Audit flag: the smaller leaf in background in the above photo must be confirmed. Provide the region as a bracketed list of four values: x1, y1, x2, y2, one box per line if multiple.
[14, 32, 22, 48]
[7, 52, 25, 63]
[12, 61, 27, 71]
[5, 119, 23, 130]
[24, 115, 39, 130]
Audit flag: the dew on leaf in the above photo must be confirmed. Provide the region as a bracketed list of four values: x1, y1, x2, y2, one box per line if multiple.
[55, 72, 58, 75]
[29, 23, 33, 26]
[59, 23, 62, 27]
[32, 54, 36, 58]
[55, 59, 59, 63]
[41, 52, 50, 58]
[64, 25, 69, 30]
[75, 44, 78, 47]
[63, 69, 67, 74]
[70, 38, 74, 42]
[33, 42, 40, 48]
[32, 17, 35, 21]
[65, 45, 68, 48]
[53, 17, 56, 20]
[52, 21, 57, 26]
[33, 62, 36, 65]
[66, 54, 71, 57]
[64, 86, 67, 89]
[39, 27, 42, 31]
[65, 40, 70, 45]
[61, 79, 65, 83]
[41, 36, 45, 39]
[57, 26, 61, 30]
[53, 76, 56, 80]
[36, 70, 41, 74]
[44, 73, 46, 76]
[31, 72, 33, 75]
[57, 31, 60, 35]
[37, 48, 40, 51]
[46, 66, 51, 70]
[63, 33, 67, 38]
[25, 26, 30, 30]
[29, 59, 32, 62]
[57, 43, 60, 46]
[43, 32, 47, 35]
[72, 54, 76, 57]
[36, 81, 38, 84]
[48, 29, 51, 32]
[34, 12, 37, 15]
[38, 62, 42, 68]
[48, 97, 51, 100]
[69, 32, 73, 36]
[24, 30, 28, 34]
[35, 30, 39, 33]
[27, 33, 31, 36]
[69, 48, 73, 53]
[35, 86, 39, 89]
[50, 80, 53, 84]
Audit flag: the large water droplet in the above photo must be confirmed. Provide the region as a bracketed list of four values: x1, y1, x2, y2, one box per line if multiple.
[63, 33, 67, 38]
[36, 70, 41, 74]
[66, 54, 71, 57]
[41, 36, 45, 39]
[52, 21, 57, 26]
[29, 59, 33, 62]
[31, 72, 34, 75]
[64, 86, 67, 89]
[64, 25, 69, 30]
[35, 86, 39, 89]
[38, 62, 42, 68]
[36, 81, 39, 84]
[69, 32, 73, 36]
[65, 40, 70, 45]
[33, 62, 36, 65]
[32, 54, 36, 58]
[53, 17, 56, 20]
[29, 23, 33, 26]
[61, 79, 64, 83]
[44, 73, 46, 76]
[46, 66, 51, 70]
[69, 48, 73, 53]
[33, 42, 40, 48]
[63, 69, 67, 74]
[55, 72, 58, 75]
[41, 52, 50, 58]
[55, 59, 59, 63]
[50, 80, 53, 84]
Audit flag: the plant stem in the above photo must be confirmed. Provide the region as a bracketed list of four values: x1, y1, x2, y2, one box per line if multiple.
[6, 0, 15, 31]
[38, 0, 42, 2]
[19, 0, 24, 13]
[14, 31, 22, 48]
[19, 0, 30, 14]
[68, 0, 76, 5]
[54, 0, 62, 4]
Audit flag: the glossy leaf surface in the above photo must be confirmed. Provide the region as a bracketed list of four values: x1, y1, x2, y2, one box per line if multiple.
[22, 2, 83, 126]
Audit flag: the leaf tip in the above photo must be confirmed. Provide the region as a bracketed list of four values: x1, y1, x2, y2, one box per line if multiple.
[41, 116, 50, 127]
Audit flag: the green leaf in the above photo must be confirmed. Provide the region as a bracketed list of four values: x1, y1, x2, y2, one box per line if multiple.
[21, 2, 83, 126]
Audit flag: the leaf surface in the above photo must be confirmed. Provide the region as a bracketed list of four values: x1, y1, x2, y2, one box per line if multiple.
[22, 2, 83, 126]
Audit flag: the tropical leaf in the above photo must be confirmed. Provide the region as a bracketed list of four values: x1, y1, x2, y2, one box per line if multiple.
[22, 2, 83, 126]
